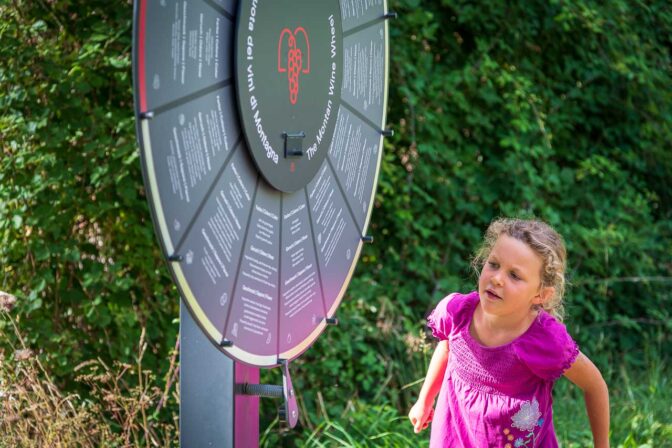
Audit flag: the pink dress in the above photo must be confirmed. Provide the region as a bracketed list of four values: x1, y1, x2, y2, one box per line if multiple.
[427, 291, 579, 447]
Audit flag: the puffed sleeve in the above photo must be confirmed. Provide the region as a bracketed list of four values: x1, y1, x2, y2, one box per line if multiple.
[513, 312, 580, 381]
[426, 291, 478, 341]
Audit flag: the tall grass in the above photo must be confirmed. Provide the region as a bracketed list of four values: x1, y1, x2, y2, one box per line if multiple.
[3, 287, 670, 447]
[554, 357, 672, 447]
[0, 298, 179, 448]
[263, 360, 672, 447]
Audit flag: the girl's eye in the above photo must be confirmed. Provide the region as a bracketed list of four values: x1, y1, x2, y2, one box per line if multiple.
[488, 261, 499, 269]
[510, 272, 520, 280]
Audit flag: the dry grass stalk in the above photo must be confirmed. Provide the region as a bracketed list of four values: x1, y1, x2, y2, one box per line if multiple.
[0, 305, 179, 447]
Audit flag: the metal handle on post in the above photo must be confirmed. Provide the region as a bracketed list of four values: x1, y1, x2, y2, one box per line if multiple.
[278, 359, 299, 428]
[238, 359, 299, 429]
[240, 383, 283, 398]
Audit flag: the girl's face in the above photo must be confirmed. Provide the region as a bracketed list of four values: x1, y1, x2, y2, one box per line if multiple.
[478, 234, 550, 318]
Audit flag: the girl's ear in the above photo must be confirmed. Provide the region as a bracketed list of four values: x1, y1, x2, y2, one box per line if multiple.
[535, 286, 555, 305]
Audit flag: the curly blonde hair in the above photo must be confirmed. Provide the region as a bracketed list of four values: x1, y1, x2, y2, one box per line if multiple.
[472, 218, 568, 321]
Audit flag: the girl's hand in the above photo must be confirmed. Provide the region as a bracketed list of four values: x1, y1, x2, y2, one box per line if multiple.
[408, 400, 434, 433]
[409, 340, 448, 434]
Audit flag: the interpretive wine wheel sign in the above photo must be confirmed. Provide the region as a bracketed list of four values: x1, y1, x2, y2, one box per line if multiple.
[133, 0, 390, 386]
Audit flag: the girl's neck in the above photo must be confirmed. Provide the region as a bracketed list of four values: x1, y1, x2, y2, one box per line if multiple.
[470, 303, 538, 348]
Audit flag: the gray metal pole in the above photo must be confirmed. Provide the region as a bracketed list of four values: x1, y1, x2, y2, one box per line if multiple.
[180, 301, 260, 447]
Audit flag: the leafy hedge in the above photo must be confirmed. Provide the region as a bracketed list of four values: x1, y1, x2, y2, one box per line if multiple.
[1, 0, 671, 443]
[294, 0, 672, 428]
[0, 1, 177, 380]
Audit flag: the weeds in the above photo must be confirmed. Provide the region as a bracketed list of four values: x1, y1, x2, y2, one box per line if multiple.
[0, 293, 179, 448]
[2, 286, 670, 447]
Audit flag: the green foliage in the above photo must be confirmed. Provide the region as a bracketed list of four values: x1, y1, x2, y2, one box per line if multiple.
[554, 352, 672, 447]
[294, 0, 672, 427]
[262, 401, 420, 447]
[1, 0, 671, 445]
[260, 361, 672, 447]
[0, 1, 177, 385]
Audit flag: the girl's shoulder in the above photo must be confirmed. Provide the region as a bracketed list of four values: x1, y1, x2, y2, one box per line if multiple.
[427, 291, 478, 341]
[512, 311, 580, 381]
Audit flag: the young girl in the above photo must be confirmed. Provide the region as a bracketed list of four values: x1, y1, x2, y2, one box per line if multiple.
[408, 218, 609, 447]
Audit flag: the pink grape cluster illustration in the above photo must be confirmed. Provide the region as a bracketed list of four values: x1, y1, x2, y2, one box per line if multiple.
[278, 27, 310, 105]
[286, 35, 302, 104]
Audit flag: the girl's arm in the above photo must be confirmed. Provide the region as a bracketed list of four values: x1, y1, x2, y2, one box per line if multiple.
[408, 340, 449, 433]
[563, 352, 610, 448]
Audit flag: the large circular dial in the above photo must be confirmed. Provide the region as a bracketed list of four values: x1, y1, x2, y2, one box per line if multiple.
[133, 0, 389, 367]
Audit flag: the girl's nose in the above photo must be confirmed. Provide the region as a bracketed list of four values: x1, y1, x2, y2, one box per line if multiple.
[492, 273, 503, 286]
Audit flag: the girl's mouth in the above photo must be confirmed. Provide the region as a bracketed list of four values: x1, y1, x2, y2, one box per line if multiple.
[486, 289, 502, 300]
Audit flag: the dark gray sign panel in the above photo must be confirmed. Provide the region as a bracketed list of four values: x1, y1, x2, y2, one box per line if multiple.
[306, 163, 363, 317]
[142, 0, 234, 110]
[279, 192, 326, 359]
[171, 147, 257, 344]
[342, 23, 387, 128]
[134, 0, 389, 367]
[224, 181, 280, 366]
[328, 105, 384, 232]
[211, 0, 236, 13]
[143, 87, 241, 247]
[340, 0, 385, 32]
[236, 0, 344, 193]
